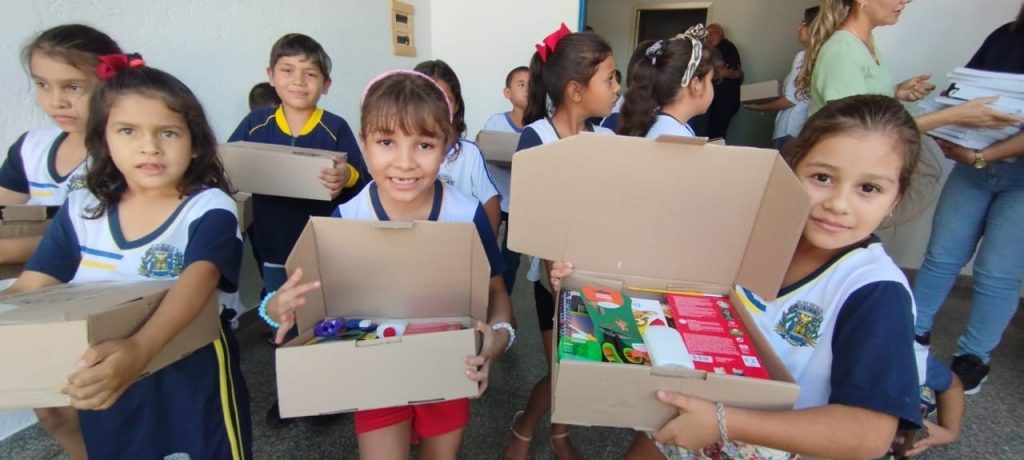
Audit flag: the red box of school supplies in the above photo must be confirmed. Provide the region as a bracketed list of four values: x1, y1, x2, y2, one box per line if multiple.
[668, 294, 770, 379]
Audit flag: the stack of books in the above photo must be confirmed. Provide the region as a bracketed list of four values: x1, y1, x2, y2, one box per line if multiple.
[920, 67, 1023, 150]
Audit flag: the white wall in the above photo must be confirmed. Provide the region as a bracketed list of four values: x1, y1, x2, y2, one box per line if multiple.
[873, 0, 1019, 270]
[587, 0, 818, 146]
[429, 0, 580, 137]
[0, 0, 431, 153]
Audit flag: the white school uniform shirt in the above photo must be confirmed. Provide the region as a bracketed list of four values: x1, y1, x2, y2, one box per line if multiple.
[334, 180, 505, 278]
[438, 139, 499, 208]
[2, 126, 89, 205]
[645, 112, 696, 139]
[480, 112, 524, 213]
[516, 118, 614, 282]
[26, 188, 244, 317]
[774, 51, 810, 140]
[733, 236, 925, 426]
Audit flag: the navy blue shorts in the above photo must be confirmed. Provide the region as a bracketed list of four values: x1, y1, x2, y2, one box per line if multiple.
[79, 320, 252, 459]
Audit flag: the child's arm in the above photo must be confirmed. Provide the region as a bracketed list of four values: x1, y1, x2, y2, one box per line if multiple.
[465, 274, 514, 396]
[62, 206, 242, 410]
[0, 187, 29, 204]
[906, 375, 965, 457]
[0, 236, 42, 265]
[743, 97, 796, 112]
[654, 392, 899, 459]
[267, 267, 321, 344]
[61, 261, 221, 410]
[0, 270, 63, 298]
[320, 154, 354, 199]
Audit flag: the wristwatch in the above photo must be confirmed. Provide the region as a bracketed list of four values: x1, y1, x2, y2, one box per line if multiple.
[973, 150, 988, 169]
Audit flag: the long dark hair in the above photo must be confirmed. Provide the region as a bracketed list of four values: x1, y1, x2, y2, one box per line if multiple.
[617, 37, 713, 137]
[85, 66, 231, 218]
[523, 32, 613, 125]
[414, 59, 467, 137]
[23, 24, 121, 71]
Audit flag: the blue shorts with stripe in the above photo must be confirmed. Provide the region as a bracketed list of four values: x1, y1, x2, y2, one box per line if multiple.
[79, 318, 252, 460]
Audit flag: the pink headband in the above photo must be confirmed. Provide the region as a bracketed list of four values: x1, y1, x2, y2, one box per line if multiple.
[360, 69, 454, 122]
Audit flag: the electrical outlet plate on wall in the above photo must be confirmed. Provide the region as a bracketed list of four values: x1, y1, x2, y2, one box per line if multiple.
[392, 1, 416, 57]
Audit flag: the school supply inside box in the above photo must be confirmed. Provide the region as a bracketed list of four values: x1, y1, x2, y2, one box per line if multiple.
[558, 287, 770, 379]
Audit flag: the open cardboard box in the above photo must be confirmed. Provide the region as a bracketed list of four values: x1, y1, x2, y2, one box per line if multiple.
[476, 130, 521, 167]
[0, 281, 219, 409]
[220, 142, 344, 201]
[508, 133, 810, 430]
[741, 79, 781, 104]
[275, 217, 491, 418]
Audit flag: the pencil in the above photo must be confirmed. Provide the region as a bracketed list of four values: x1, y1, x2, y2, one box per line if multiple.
[626, 286, 725, 298]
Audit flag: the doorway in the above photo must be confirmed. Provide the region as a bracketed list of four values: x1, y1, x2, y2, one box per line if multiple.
[635, 3, 710, 45]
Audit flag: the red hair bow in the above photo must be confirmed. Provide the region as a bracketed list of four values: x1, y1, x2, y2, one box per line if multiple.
[96, 53, 145, 80]
[535, 23, 572, 63]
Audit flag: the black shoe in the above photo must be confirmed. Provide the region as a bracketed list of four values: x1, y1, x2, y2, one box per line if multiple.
[914, 332, 931, 346]
[951, 354, 990, 395]
[265, 400, 293, 428]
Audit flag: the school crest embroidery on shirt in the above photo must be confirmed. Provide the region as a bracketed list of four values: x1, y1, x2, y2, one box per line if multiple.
[64, 173, 87, 193]
[139, 243, 184, 279]
[775, 300, 823, 347]
[438, 173, 455, 186]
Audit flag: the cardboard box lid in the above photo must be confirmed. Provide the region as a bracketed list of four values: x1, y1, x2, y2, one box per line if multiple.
[285, 217, 491, 333]
[0, 281, 176, 324]
[741, 80, 780, 103]
[476, 130, 521, 164]
[507, 133, 809, 301]
[219, 142, 343, 201]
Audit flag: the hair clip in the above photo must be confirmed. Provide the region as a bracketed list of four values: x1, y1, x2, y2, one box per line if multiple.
[96, 53, 145, 80]
[536, 23, 572, 63]
[645, 40, 667, 65]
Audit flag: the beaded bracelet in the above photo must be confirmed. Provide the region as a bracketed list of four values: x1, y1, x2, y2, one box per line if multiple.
[258, 291, 280, 329]
[717, 402, 741, 456]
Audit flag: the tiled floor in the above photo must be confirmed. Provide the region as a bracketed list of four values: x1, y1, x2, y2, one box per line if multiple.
[2, 248, 1022, 459]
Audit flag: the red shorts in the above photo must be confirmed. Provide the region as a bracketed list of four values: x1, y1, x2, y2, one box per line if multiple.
[354, 398, 470, 437]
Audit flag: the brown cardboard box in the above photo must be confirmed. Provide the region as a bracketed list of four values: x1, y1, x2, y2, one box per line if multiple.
[508, 133, 810, 430]
[0, 280, 220, 409]
[220, 142, 344, 201]
[0, 205, 54, 240]
[741, 79, 781, 104]
[275, 217, 490, 417]
[0, 205, 56, 279]
[476, 130, 521, 167]
[232, 192, 253, 232]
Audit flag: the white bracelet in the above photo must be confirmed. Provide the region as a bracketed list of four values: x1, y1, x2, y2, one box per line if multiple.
[491, 322, 516, 351]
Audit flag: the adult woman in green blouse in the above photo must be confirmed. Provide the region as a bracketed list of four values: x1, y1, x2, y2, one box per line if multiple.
[797, 0, 1020, 131]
